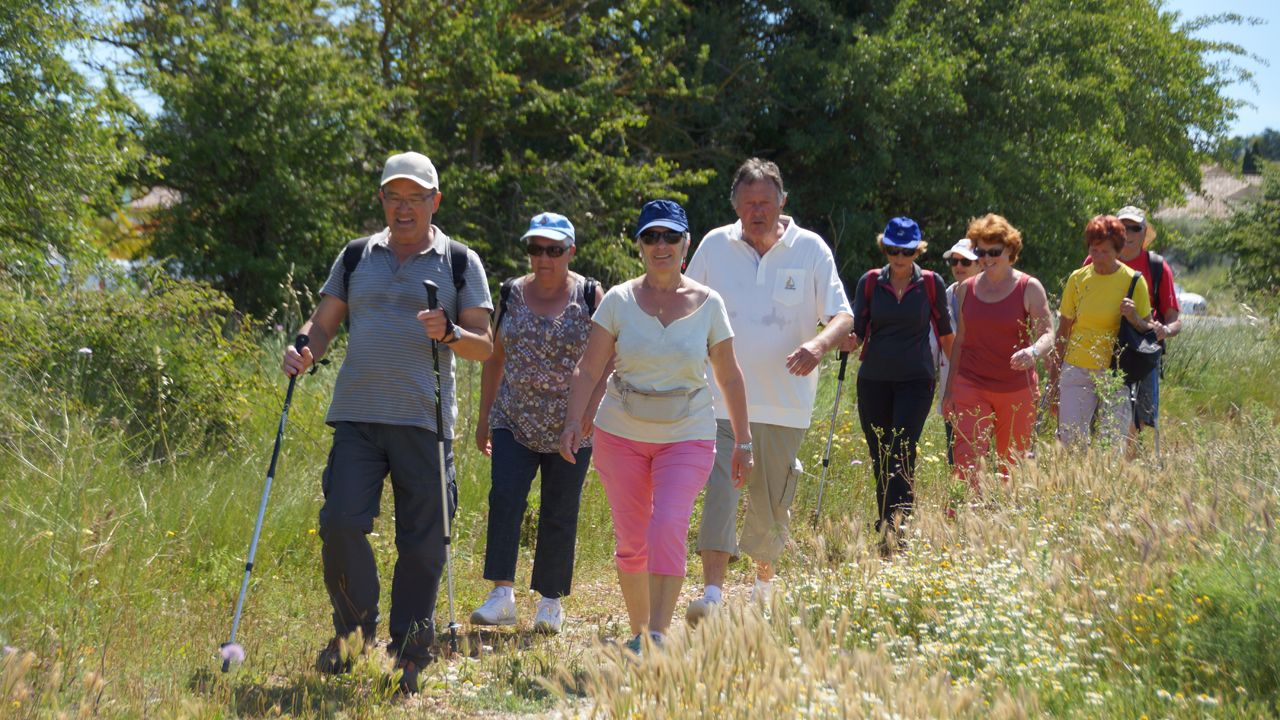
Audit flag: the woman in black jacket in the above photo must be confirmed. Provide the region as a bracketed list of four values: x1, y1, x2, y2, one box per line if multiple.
[841, 218, 953, 554]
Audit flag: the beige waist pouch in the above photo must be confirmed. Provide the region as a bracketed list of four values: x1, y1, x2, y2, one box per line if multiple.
[611, 375, 702, 424]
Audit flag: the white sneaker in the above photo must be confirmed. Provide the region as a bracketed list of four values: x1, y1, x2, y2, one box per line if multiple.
[469, 587, 517, 626]
[533, 598, 563, 635]
[685, 597, 719, 627]
[748, 580, 773, 605]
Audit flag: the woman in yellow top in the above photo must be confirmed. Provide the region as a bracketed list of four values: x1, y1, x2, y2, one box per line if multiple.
[1048, 215, 1152, 450]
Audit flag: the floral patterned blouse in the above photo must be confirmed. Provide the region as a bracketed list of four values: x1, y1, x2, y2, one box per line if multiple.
[489, 275, 595, 453]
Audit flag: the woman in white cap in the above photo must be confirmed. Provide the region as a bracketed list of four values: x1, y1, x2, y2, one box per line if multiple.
[471, 212, 611, 635]
[939, 238, 980, 464]
[841, 218, 953, 554]
[559, 199, 752, 654]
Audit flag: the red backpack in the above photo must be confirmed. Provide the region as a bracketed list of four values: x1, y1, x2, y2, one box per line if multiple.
[859, 268, 942, 361]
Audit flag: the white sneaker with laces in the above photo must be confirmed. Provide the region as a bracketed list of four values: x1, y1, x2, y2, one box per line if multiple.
[469, 587, 517, 626]
[533, 597, 562, 635]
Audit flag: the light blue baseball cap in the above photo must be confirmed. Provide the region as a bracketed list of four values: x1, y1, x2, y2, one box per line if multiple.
[521, 212, 575, 246]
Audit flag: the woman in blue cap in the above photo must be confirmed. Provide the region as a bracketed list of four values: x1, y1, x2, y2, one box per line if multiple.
[559, 199, 753, 653]
[840, 218, 954, 555]
[471, 212, 611, 635]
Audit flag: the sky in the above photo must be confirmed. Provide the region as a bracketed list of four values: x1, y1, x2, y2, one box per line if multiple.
[1162, 0, 1277, 137]
[83, 0, 1275, 139]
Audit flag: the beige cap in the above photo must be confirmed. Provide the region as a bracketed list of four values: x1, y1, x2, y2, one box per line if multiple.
[380, 152, 439, 192]
[1116, 205, 1157, 249]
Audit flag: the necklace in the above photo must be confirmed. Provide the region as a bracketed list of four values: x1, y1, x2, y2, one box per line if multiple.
[642, 276, 681, 315]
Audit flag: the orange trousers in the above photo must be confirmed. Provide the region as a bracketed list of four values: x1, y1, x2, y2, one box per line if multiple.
[949, 375, 1036, 480]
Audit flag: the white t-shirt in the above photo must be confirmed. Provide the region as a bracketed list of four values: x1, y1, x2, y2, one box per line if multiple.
[685, 217, 853, 429]
[592, 282, 735, 443]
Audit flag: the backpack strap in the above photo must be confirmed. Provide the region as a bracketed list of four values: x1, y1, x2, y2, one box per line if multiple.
[494, 277, 518, 331]
[583, 277, 600, 317]
[341, 236, 372, 299]
[858, 269, 881, 361]
[448, 239, 469, 293]
[1147, 251, 1165, 316]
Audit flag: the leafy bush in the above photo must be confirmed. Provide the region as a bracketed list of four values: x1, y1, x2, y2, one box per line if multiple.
[0, 268, 271, 458]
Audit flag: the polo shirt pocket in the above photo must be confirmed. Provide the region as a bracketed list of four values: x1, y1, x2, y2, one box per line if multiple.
[772, 268, 806, 307]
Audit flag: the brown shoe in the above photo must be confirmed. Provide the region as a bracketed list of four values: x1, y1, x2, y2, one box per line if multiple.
[393, 654, 432, 694]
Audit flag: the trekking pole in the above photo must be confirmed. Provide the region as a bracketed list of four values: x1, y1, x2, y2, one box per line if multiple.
[1154, 355, 1162, 470]
[422, 280, 461, 656]
[220, 334, 309, 672]
[813, 351, 849, 519]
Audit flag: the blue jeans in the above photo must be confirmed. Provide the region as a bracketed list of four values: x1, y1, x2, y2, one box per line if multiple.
[482, 430, 591, 598]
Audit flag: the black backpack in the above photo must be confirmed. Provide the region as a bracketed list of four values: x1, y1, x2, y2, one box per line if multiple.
[341, 235, 471, 320]
[494, 276, 600, 331]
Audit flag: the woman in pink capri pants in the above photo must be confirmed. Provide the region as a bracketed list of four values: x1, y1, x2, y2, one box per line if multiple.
[559, 199, 752, 655]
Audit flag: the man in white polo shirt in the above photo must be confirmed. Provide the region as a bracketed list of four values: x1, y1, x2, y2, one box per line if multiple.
[684, 158, 853, 624]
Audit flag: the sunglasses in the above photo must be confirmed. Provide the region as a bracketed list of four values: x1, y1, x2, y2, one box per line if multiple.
[638, 230, 685, 246]
[948, 257, 974, 267]
[1124, 223, 1145, 233]
[526, 244, 568, 257]
[973, 247, 1004, 258]
[884, 246, 917, 257]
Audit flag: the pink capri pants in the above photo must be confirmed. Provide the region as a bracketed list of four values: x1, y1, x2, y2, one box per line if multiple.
[592, 429, 716, 577]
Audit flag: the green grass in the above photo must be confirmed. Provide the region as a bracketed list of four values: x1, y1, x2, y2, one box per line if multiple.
[2, 322, 1279, 718]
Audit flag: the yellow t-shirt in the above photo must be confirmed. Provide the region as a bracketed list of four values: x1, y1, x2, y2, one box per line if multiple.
[1060, 263, 1151, 370]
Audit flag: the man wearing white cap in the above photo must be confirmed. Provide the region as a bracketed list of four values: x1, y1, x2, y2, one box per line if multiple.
[685, 158, 853, 623]
[1083, 205, 1180, 455]
[282, 151, 494, 692]
[940, 239, 980, 464]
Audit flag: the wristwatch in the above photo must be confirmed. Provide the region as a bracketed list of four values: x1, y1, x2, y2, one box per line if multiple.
[735, 442, 753, 453]
[442, 318, 461, 344]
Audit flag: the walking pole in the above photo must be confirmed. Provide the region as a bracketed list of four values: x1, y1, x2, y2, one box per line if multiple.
[1154, 355, 1161, 470]
[220, 334, 309, 672]
[422, 280, 461, 656]
[814, 351, 849, 519]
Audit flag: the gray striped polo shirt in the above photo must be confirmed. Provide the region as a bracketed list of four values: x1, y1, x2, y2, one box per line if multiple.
[319, 227, 492, 438]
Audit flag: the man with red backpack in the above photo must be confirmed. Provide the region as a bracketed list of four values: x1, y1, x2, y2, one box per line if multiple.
[840, 218, 954, 556]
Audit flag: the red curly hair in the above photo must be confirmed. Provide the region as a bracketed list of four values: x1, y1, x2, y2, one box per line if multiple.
[965, 214, 1023, 263]
[1085, 215, 1125, 252]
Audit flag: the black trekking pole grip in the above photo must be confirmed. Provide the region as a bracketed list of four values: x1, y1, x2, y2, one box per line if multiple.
[836, 351, 849, 381]
[295, 334, 310, 351]
[422, 280, 439, 311]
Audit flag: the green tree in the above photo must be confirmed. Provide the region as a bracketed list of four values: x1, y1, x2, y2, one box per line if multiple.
[351, 0, 716, 287]
[113, 0, 392, 318]
[663, 0, 1250, 290]
[1210, 161, 1280, 293]
[0, 0, 140, 266]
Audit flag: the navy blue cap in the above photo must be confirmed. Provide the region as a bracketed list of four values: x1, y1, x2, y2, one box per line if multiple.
[882, 217, 922, 248]
[635, 200, 689, 238]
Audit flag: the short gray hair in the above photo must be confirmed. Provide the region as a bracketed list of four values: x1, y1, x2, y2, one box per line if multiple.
[729, 158, 788, 206]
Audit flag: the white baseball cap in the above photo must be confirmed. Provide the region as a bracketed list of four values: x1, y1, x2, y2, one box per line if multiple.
[380, 152, 439, 192]
[943, 238, 978, 261]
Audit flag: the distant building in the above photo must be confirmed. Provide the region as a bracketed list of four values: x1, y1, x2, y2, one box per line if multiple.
[1154, 165, 1262, 220]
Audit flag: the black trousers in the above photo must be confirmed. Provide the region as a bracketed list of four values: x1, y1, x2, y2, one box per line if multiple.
[482, 429, 591, 598]
[856, 376, 935, 528]
[318, 421, 456, 661]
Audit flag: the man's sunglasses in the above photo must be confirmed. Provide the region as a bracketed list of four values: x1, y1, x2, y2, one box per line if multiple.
[639, 231, 685, 246]
[973, 247, 1004, 258]
[526, 244, 568, 257]
[884, 246, 917, 257]
[1124, 223, 1145, 233]
[948, 257, 974, 267]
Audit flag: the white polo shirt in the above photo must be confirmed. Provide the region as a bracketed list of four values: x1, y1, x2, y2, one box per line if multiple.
[685, 217, 853, 429]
